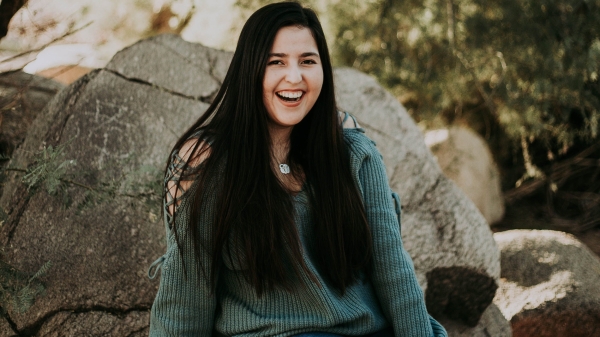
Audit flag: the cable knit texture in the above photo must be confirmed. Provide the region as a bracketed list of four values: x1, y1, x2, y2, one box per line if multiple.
[149, 128, 448, 337]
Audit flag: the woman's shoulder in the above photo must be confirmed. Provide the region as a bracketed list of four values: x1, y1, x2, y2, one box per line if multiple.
[339, 111, 378, 159]
[339, 110, 361, 129]
[170, 129, 213, 166]
[165, 130, 213, 217]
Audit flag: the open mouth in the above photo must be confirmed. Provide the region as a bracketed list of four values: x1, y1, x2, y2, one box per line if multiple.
[276, 91, 304, 102]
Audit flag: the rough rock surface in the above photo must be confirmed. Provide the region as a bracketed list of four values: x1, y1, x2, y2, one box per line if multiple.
[438, 304, 512, 337]
[0, 71, 64, 196]
[494, 230, 600, 337]
[0, 35, 501, 333]
[335, 68, 501, 326]
[424, 127, 505, 225]
[0, 315, 15, 336]
[0, 71, 64, 155]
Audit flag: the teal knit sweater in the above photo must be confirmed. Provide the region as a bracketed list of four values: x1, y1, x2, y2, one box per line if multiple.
[148, 128, 447, 337]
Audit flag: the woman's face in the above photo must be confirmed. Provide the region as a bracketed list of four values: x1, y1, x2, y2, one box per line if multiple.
[263, 26, 324, 132]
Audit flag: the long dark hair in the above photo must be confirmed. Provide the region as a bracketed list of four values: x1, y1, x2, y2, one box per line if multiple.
[167, 1, 372, 295]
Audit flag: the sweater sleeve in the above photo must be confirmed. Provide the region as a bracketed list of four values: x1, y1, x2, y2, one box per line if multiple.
[148, 143, 216, 336]
[355, 137, 447, 337]
[148, 212, 216, 336]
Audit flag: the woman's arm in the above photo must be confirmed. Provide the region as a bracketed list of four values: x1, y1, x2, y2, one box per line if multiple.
[356, 137, 447, 337]
[149, 138, 216, 336]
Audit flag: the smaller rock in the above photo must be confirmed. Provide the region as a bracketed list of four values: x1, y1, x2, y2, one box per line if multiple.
[105, 34, 232, 100]
[494, 230, 600, 337]
[439, 303, 512, 337]
[425, 127, 504, 225]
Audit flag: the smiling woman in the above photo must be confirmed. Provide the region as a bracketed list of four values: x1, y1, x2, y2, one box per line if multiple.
[148, 2, 447, 337]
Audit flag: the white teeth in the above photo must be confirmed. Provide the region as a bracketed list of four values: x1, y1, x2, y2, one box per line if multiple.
[277, 91, 303, 99]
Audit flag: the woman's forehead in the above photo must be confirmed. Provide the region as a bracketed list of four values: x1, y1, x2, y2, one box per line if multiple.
[269, 26, 319, 54]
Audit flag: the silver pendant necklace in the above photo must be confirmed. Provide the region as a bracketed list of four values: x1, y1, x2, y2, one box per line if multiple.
[279, 163, 290, 174]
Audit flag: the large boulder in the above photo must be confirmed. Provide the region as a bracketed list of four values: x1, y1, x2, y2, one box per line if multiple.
[335, 68, 501, 327]
[424, 127, 505, 225]
[0, 35, 501, 334]
[494, 230, 600, 337]
[0, 34, 230, 335]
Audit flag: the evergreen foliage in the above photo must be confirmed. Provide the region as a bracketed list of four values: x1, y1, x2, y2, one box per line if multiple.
[21, 141, 76, 194]
[0, 259, 52, 314]
[331, 0, 599, 169]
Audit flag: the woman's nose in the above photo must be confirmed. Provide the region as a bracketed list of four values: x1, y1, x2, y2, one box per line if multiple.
[285, 65, 302, 84]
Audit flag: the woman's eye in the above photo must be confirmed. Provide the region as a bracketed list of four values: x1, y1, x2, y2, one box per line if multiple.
[301, 59, 317, 64]
[268, 60, 283, 65]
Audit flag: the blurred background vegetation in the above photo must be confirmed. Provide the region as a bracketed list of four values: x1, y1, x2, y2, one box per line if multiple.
[329, 0, 600, 188]
[1, 0, 600, 233]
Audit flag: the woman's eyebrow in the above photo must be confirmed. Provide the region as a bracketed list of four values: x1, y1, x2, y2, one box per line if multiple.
[268, 52, 320, 58]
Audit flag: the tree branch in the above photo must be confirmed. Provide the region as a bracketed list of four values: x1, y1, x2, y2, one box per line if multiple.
[0, 21, 93, 66]
[504, 141, 600, 203]
[3, 168, 27, 173]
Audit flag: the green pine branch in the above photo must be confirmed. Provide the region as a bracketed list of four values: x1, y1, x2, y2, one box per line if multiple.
[2, 141, 162, 205]
[0, 260, 52, 314]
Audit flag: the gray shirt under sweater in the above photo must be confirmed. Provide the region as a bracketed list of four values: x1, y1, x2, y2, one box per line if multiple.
[148, 127, 448, 337]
